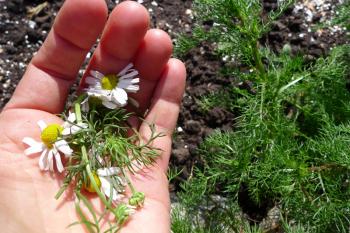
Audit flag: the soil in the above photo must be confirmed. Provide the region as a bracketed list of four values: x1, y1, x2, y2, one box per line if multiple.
[0, 0, 348, 226]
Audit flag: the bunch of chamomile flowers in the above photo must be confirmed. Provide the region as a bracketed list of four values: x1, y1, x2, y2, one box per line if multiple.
[22, 64, 161, 232]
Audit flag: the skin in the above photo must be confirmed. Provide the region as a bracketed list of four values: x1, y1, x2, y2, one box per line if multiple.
[0, 1, 186, 232]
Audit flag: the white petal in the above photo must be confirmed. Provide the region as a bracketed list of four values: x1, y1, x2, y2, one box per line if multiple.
[54, 151, 64, 173]
[92, 82, 102, 89]
[22, 137, 39, 147]
[48, 150, 54, 171]
[24, 143, 44, 156]
[71, 124, 88, 133]
[87, 89, 111, 100]
[39, 149, 48, 171]
[62, 123, 87, 136]
[61, 128, 71, 136]
[90, 70, 104, 80]
[62, 117, 72, 129]
[112, 88, 128, 106]
[79, 123, 88, 129]
[86, 86, 104, 93]
[85, 76, 99, 86]
[100, 177, 118, 200]
[97, 167, 121, 177]
[118, 63, 133, 76]
[117, 78, 132, 87]
[81, 97, 90, 112]
[116, 176, 127, 187]
[102, 100, 118, 109]
[120, 70, 138, 80]
[112, 193, 125, 202]
[117, 78, 139, 92]
[130, 78, 139, 84]
[124, 85, 139, 93]
[55, 140, 73, 156]
[70, 126, 81, 134]
[62, 123, 88, 135]
[37, 120, 47, 131]
[67, 112, 76, 122]
[62, 122, 70, 129]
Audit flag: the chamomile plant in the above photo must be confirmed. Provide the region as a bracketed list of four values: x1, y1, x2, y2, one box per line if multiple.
[173, 0, 350, 232]
[22, 63, 162, 232]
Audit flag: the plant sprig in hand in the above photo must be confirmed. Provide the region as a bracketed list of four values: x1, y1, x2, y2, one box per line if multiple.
[22, 63, 162, 232]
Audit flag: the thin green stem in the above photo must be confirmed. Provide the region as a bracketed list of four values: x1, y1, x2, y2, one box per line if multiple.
[251, 40, 267, 81]
[251, 40, 267, 120]
[75, 101, 83, 123]
[75, 99, 117, 216]
[121, 168, 136, 194]
[81, 145, 117, 216]
[55, 185, 67, 199]
[260, 83, 266, 120]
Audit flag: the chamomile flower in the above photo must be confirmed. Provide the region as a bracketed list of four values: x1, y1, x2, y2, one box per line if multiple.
[84, 63, 139, 109]
[22, 120, 73, 173]
[84, 167, 126, 201]
[62, 111, 88, 135]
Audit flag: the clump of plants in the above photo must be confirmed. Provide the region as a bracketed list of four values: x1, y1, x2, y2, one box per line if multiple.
[22, 64, 161, 232]
[172, 0, 350, 232]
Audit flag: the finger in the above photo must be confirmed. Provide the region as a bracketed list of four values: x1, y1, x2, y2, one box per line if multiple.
[123, 167, 171, 233]
[4, 0, 107, 113]
[131, 29, 173, 114]
[122, 59, 186, 231]
[139, 58, 186, 173]
[82, 1, 149, 83]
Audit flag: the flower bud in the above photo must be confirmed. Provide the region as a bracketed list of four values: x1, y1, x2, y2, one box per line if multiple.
[128, 192, 145, 207]
[115, 204, 135, 226]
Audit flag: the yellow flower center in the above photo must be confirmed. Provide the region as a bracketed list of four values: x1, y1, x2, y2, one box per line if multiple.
[83, 172, 101, 193]
[101, 74, 119, 90]
[40, 124, 63, 148]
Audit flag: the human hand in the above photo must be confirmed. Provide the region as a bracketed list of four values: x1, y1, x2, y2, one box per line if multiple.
[0, 0, 185, 232]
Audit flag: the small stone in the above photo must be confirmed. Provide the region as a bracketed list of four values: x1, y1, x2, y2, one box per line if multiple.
[184, 24, 191, 33]
[28, 20, 36, 29]
[151, 1, 158, 6]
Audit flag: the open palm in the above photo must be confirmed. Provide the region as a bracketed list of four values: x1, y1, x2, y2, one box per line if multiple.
[0, 0, 185, 232]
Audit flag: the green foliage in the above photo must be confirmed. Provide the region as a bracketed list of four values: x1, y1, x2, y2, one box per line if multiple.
[173, 0, 350, 232]
[56, 101, 161, 232]
[174, 0, 293, 63]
